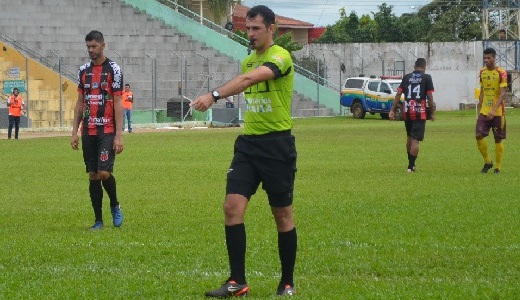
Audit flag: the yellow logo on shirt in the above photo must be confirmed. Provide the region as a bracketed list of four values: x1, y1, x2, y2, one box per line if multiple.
[272, 55, 284, 67]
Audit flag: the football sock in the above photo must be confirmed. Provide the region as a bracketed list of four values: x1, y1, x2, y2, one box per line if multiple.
[477, 138, 491, 164]
[408, 155, 417, 170]
[89, 179, 103, 222]
[278, 227, 297, 287]
[225, 223, 247, 285]
[495, 141, 504, 169]
[101, 174, 119, 207]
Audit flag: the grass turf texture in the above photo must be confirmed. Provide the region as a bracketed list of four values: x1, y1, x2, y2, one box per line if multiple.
[0, 110, 519, 299]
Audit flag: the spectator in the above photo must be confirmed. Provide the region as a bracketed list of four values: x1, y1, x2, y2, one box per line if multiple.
[7, 87, 26, 139]
[225, 95, 235, 108]
[498, 29, 507, 40]
[121, 83, 133, 132]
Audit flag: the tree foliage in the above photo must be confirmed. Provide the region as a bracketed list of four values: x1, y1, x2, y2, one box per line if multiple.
[316, 0, 482, 43]
[232, 24, 303, 54]
[206, 0, 241, 23]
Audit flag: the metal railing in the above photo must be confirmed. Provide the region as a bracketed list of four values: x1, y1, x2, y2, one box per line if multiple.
[0, 90, 8, 103]
[152, 0, 339, 90]
[0, 32, 77, 81]
[483, 40, 520, 70]
[123, 0, 340, 114]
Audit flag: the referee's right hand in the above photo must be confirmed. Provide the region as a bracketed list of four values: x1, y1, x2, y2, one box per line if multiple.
[191, 93, 214, 112]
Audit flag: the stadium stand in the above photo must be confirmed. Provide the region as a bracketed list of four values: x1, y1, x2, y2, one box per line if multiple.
[0, 0, 334, 128]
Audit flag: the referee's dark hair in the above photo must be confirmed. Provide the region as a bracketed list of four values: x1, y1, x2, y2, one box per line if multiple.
[247, 5, 275, 28]
[415, 58, 427, 69]
[85, 30, 104, 43]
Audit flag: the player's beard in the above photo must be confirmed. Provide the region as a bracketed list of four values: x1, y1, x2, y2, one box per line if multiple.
[89, 52, 100, 60]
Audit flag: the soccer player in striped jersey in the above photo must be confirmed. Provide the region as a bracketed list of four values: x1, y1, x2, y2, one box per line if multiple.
[71, 30, 124, 229]
[390, 58, 435, 173]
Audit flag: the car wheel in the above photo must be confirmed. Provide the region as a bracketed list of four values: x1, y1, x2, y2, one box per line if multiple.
[351, 102, 366, 119]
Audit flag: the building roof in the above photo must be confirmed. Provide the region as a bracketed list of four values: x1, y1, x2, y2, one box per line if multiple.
[233, 4, 314, 29]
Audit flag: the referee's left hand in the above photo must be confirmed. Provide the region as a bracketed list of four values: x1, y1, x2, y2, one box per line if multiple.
[114, 135, 124, 154]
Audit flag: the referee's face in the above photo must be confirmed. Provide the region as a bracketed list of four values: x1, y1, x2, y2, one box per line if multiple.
[245, 15, 274, 52]
[86, 40, 105, 62]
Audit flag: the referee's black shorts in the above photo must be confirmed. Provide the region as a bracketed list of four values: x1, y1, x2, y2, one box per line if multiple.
[226, 130, 297, 207]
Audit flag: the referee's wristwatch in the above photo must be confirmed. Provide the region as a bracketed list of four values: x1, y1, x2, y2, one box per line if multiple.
[211, 90, 220, 103]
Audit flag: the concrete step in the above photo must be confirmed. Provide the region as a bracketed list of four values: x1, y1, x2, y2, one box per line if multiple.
[296, 108, 333, 117]
[0, 0, 336, 127]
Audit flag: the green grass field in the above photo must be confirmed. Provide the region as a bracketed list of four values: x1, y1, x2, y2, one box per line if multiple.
[1, 110, 519, 299]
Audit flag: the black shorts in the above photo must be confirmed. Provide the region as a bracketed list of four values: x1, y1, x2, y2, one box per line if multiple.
[476, 114, 506, 142]
[82, 134, 116, 173]
[226, 130, 297, 207]
[405, 120, 426, 141]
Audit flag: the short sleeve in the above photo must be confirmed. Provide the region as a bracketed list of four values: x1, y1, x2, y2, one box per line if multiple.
[263, 48, 292, 79]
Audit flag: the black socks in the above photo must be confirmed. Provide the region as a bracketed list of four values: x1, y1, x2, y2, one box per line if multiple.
[89, 174, 119, 222]
[407, 151, 417, 169]
[102, 174, 119, 208]
[278, 227, 297, 287]
[224, 224, 298, 287]
[225, 224, 247, 285]
[89, 179, 103, 222]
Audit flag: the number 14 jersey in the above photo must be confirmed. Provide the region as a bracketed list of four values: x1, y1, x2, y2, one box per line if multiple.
[397, 70, 435, 121]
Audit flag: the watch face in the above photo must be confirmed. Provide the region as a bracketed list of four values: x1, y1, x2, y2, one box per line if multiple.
[212, 91, 220, 99]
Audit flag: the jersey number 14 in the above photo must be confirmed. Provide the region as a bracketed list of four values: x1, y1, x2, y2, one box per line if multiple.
[407, 84, 421, 100]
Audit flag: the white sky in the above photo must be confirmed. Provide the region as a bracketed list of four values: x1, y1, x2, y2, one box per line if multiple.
[240, 0, 432, 27]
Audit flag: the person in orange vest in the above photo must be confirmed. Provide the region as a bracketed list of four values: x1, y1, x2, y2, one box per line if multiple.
[121, 83, 133, 133]
[7, 87, 26, 139]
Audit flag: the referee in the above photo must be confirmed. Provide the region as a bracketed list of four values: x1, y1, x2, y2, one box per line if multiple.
[191, 5, 298, 298]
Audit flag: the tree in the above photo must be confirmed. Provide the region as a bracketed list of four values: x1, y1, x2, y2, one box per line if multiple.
[206, 0, 241, 24]
[399, 13, 429, 42]
[311, 0, 482, 43]
[344, 12, 360, 42]
[317, 25, 340, 44]
[372, 3, 400, 42]
[415, 0, 481, 42]
[232, 24, 303, 54]
[357, 14, 377, 42]
[273, 28, 304, 53]
[316, 8, 350, 43]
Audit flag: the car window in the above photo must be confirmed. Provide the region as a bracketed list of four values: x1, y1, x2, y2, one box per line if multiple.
[344, 79, 364, 89]
[379, 83, 391, 93]
[367, 81, 379, 92]
[389, 82, 400, 92]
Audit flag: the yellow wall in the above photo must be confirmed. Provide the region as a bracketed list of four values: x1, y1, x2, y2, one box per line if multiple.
[0, 41, 77, 128]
